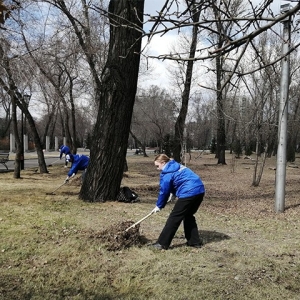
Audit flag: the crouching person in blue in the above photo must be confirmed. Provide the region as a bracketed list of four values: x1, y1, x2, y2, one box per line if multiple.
[151, 154, 205, 250]
[64, 154, 90, 184]
[59, 145, 72, 168]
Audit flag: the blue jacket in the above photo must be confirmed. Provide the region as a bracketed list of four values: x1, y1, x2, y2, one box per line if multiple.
[156, 160, 205, 209]
[68, 154, 90, 177]
[60, 145, 71, 159]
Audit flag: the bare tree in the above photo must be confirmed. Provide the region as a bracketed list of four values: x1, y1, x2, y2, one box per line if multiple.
[0, 40, 48, 175]
[132, 86, 176, 154]
[171, 0, 200, 162]
[238, 32, 281, 186]
[3, 0, 300, 196]
[0, 89, 11, 139]
[80, 0, 144, 201]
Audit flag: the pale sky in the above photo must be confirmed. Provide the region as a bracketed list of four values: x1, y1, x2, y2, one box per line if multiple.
[140, 0, 285, 90]
[140, 0, 184, 89]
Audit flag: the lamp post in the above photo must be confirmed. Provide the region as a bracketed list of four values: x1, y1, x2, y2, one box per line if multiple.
[20, 94, 31, 170]
[275, 3, 292, 212]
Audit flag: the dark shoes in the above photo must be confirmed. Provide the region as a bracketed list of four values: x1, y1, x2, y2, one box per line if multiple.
[186, 242, 203, 248]
[149, 242, 203, 250]
[149, 243, 168, 250]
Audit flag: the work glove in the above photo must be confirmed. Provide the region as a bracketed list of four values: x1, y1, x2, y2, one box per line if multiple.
[167, 193, 176, 203]
[152, 206, 161, 213]
[65, 173, 75, 183]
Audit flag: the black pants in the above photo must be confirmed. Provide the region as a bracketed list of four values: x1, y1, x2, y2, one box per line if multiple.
[157, 193, 204, 249]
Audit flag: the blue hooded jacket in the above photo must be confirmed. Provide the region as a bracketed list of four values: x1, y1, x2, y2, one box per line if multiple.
[156, 160, 205, 209]
[59, 145, 71, 159]
[67, 154, 90, 177]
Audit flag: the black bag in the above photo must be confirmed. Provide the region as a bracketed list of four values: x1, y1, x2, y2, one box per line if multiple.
[117, 186, 140, 203]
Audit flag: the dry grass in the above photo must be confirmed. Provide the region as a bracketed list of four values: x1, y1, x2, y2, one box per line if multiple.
[0, 152, 300, 300]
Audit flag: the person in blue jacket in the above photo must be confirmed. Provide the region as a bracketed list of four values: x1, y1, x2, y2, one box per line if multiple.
[151, 154, 205, 250]
[59, 145, 72, 167]
[64, 154, 90, 183]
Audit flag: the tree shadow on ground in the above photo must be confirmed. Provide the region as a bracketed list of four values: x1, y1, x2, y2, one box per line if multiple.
[200, 230, 231, 245]
[285, 203, 300, 210]
[61, 191, 80, 196]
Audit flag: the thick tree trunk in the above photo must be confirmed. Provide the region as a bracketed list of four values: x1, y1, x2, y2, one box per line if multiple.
[80, 0, 144, 202]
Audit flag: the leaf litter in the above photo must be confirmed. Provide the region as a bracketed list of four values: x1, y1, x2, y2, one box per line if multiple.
[90, 221, 147, 251]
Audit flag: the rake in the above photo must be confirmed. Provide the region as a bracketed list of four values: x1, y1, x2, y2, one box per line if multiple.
[125, 211, 154, 232]
[48, 158, 61, 167]
[46, 182, 67, 195]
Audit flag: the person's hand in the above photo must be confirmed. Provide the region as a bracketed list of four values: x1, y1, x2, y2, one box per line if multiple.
[167, 193, 176, 203]
[152, 206, 161, 213]
[71, 173, 75, 178]
[65, 176, 69, 183]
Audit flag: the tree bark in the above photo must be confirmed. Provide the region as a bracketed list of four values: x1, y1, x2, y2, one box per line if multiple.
[0, 42, 48, 174]
[11, 94, 21, 178]
[80, 0, 144, 202]
[173, 2, 199, 163]
[24, 107, 48, 173]
[216, 54, 226, 165]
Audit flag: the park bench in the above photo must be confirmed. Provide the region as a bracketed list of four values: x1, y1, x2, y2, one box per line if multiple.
[0, 152, 9, 170]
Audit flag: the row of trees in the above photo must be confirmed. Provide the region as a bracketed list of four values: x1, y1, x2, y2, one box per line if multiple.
[1, 0, 300, 201]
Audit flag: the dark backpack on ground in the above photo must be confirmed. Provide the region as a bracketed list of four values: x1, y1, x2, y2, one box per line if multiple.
[117, 186, 140, 203]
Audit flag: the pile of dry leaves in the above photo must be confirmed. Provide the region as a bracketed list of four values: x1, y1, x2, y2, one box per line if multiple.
[91, 221, 147, 251]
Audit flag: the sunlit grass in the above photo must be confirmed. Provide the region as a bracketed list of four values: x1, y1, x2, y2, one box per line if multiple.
[0, 153, 300, 299]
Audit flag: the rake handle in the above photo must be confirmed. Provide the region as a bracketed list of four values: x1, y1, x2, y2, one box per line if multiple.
[47, 182, 66, 195]
[125, 211, 154, 232]
[51, 158, 61, 165]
